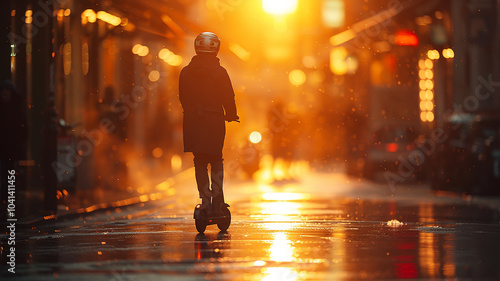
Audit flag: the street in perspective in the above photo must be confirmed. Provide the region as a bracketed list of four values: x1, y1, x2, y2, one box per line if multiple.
[3, 167, 500, 280]
[2, 0, 500, 280]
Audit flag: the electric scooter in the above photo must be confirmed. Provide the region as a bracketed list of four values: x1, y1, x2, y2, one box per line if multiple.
[193, 202, 231, 233]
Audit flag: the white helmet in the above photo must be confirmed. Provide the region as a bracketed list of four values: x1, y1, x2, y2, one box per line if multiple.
[194, 32, 220, 55]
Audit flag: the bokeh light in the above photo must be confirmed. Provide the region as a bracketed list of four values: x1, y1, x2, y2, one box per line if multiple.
[249, 131, 262, 144]
[148, 70, 160, 82]
[288, 69, 306, 86]
[152, 147, 163, 158]
[443, 48, 455, 59]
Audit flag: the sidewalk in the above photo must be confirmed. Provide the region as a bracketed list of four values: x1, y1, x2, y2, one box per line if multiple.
[22, 168, 194, 225]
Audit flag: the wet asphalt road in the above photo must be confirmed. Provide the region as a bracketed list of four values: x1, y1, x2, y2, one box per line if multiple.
[2, 171, 500, 280]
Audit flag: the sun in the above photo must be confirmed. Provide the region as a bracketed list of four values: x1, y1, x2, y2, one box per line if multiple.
[262, 0, 298, 15]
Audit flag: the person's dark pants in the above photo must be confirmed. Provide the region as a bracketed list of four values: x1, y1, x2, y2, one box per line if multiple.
[193, 152, 225, 214]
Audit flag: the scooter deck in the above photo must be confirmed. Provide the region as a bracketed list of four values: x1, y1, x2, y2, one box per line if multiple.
[202, 215, 229, 225]
[194, 203, 231, 233]
[193, 203, 230, 218]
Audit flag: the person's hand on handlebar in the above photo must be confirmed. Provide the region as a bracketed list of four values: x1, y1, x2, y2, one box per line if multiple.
[225, 115, 240, 122]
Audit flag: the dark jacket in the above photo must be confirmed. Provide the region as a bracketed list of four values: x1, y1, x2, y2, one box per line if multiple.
[179, 55, 237, 154]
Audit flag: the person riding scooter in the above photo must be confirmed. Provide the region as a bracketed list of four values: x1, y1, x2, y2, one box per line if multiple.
[178, 32, 239, 217]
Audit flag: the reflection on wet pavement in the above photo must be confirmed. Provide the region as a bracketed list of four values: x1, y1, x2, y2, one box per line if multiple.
[5, 190, 498, 281]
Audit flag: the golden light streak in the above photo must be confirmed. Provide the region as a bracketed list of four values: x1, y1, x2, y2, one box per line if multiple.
[330, 5, 403, 46]
[96, 11, 121, 26]
[254, 260, 267, 266]
[330, 30, 356, 46]
[262, 232, 298, 280]
[419, 232, 439, 277]
[82, 43, 89, 75]
[262, 267, 298, 281]
[155, 181, 170, 191]
[63, 43, 72, 75]
[161, 14, 186, 37]
[229, 43, 251, 61]
[259, 201, 302, 215]
[263, 222, 295, 231]
[44, 214, 56, 220]
[269, 232, 294, 262]
[262, 192, 311, 201]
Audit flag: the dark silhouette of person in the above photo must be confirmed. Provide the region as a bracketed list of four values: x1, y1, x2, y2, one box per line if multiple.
[96, 86, 128, 189]
[179, 32, 238, 216]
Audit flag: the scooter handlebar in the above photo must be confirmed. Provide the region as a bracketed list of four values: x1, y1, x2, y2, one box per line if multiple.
[225, 115, 240, 123]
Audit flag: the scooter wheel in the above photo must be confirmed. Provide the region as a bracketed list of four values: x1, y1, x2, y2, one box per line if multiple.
[195, 210, 207, 233]
[217, 206, 231, 231]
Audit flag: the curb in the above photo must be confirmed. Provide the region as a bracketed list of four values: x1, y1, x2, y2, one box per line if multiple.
[22, 168, 194, 225]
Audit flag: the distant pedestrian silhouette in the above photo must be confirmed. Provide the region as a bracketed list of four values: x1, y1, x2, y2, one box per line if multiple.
[179, 32, 238, 216]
